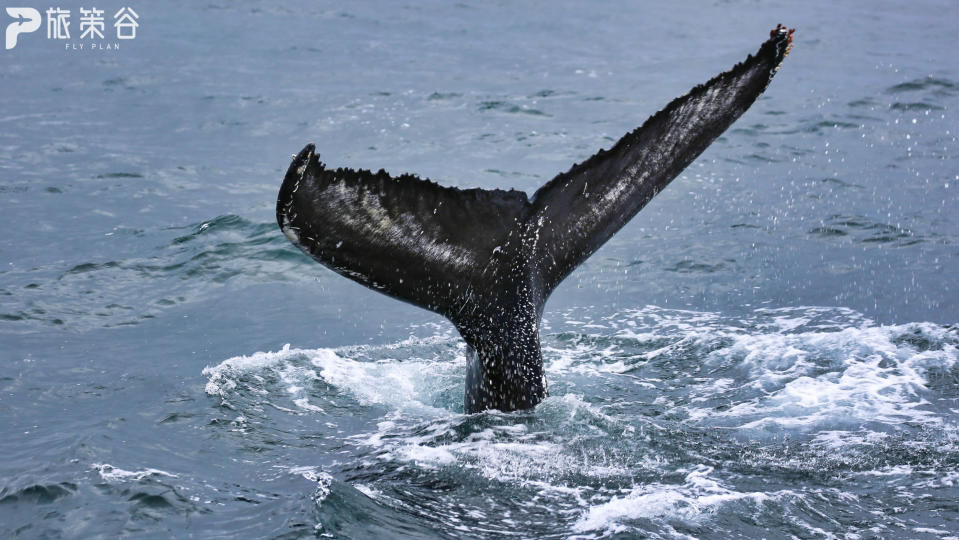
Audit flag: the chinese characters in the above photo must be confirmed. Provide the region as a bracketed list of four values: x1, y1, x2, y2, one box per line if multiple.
[41, 6, 139, 42]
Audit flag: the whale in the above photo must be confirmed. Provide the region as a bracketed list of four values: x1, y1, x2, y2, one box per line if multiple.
[277, 26, 794, 413]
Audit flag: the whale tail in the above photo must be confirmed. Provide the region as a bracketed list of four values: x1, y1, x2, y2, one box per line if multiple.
[277, 26, 794, 412]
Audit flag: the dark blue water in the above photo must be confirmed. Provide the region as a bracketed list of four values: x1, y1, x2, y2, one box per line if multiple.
[2, 1, 958, 538]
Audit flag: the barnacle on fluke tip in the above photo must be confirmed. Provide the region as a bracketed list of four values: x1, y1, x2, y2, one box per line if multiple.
[770, 23, 796, 74]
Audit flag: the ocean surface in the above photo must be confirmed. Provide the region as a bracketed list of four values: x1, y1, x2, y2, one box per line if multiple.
[2, 1, 958, 538]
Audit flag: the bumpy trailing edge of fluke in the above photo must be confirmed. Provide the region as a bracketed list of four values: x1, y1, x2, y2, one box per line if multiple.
[277, 26, 794, 413]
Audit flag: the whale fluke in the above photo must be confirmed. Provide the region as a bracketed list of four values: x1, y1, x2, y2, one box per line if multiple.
[277, 26, 794, 413]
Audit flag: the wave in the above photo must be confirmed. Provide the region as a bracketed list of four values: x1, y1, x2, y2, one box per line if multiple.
[1, 215, 309, 331]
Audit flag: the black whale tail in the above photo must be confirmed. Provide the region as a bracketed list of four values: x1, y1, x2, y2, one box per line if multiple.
[278, 26, 794, 413]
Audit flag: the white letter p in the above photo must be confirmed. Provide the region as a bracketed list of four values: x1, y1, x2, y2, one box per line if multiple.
[5, 8, 41, 50]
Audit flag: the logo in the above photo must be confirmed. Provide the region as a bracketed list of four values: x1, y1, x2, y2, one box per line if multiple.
[5, 7, 40, 49]
[4, 5, 139, 51]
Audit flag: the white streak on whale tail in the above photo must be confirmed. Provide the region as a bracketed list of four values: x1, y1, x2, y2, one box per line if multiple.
[277, 26, 795, 413]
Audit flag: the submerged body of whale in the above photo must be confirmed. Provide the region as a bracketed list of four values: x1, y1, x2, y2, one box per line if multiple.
[277, 26, 794, 413]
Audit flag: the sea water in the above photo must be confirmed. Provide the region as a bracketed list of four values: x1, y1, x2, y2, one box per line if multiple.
[1, 1, 957, 537]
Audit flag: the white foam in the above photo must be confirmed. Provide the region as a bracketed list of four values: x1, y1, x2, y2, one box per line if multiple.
[203, 341, 464, 415]
[691, 323, 958, 431]
[811, 430, 891, 449]
[203, 306, 957, 534]
[857, 465, 914, 477]
[544, 341, 629, 375]
[359, 394, 634, 494]
[202, 343, 299, 397]
[913, 469, 959, 489]
[293, 397, 324, 412]
[549, 307, 957, 435]
[400, 444, 457, 468]
[209, 308, 958, 439]
[354, 483, 381, 499]
[914, 527, 952, 536]
[92, 463, 178, 483]
[289, 465, 334, 486]
[288, 465, 334, 508]
[573, 466, 784, 533]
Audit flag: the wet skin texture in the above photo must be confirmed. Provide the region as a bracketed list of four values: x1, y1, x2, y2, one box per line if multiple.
[277, 26, 795, 413]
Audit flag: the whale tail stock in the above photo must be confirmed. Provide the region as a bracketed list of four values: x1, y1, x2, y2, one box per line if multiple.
[277, 26, 794, 413]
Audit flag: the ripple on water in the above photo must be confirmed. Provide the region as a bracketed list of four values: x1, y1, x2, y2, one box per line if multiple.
[477, 100, 550, 117]
[3, 215, 309, 331]
[886, 76, 959, 95]
[807, 213, 922, 247]
[0, 483, 76, 505]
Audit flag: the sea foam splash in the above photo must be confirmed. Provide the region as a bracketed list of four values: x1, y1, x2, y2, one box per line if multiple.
[203, 305, 958, 444]
[202, 306, 958, 537]
[572, 465, 789, 532]
[203, 340, 466, 415]
[92, 463, 178, 483]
